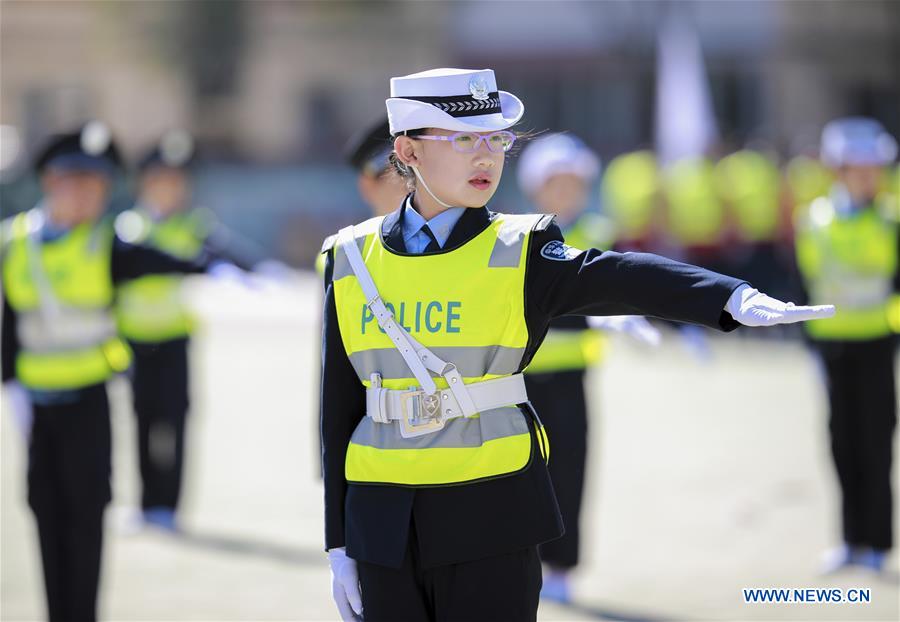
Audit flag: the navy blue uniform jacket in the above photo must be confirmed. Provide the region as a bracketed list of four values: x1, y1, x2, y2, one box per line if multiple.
[320, 205, 746, 569]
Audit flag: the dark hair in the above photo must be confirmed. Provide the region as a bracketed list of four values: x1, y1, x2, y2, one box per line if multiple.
[388, 129, 427, 191]
[388, 128, 544, 191]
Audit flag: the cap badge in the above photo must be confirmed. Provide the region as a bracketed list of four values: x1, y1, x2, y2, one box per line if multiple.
[468, 76, 490, 101]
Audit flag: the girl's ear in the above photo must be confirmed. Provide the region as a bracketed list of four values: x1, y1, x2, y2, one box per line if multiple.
[394, 136, 420, 167]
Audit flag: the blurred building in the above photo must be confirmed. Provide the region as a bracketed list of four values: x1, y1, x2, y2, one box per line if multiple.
[1, 0, 897, 265]
[2, 1, 897, 163]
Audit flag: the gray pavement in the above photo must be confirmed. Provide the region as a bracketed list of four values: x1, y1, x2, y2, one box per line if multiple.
[2, 276, 898, 621]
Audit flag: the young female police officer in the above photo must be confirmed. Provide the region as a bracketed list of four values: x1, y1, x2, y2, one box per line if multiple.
[319, 68, 834, 621]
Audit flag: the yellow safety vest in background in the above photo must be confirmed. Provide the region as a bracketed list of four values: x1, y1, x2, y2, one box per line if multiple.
[715, 150, 781, 243]
[525, 213, 609, 374]
[330, 213, 546, 486]
[795, 195, 899, 340]
[1, 211, 131, 391]
[663, 157, 725, 247]
[601, 150, 658, 241]
[786, 156, 834, 215]
[115, 208, 207, 343]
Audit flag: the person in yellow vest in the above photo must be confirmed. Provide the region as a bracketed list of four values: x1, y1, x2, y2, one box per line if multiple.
[346, 118, 410, 218]
[601, 149, 661, 252]
[795, 117, 899, 574]
[786, 152, 834, 218]
[317, 118, 410, 279]
[115, 130, 261, 532]
[516, 133, 660, 602]
[0, 123, 214, 622]
[319, 68, 834, 621]
[662, 155, 729, 271]
[715, 148, 792, 301]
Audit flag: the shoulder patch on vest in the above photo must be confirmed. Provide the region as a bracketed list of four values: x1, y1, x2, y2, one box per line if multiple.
[540, 240, 582, 261]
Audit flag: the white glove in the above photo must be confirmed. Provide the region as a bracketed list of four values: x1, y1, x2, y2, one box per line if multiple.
[253, 259, 295, 283]
[725, 284, 836, 327]
[207, 261, 260, 290]
[207, 261, 246, 282]
[328, 547, 363, 621]
[587, 315, 662, 347]
[2, 380, 33, 439]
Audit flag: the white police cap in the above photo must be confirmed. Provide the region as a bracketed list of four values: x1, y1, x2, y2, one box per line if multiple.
[820, 117, 898, 168]
[386, 68, 524, 135]
[517, 133, 600, 196]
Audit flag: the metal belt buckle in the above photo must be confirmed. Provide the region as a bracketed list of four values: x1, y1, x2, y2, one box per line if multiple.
[398, 388, 445, 438]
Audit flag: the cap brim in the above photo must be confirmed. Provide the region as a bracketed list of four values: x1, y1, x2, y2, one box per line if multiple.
[43, 153, 116, 174]
[387, 91, 524, 135]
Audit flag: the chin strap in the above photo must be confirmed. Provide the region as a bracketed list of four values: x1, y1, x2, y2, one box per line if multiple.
[411, 165, 456, 209]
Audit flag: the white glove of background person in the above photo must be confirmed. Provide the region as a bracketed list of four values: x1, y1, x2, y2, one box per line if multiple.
[2, 380, 33, 439]
[587, 315, 662, 347]
[726, 284, 835, 327]
[253, 259, 295, 283]
[207, 261, 256, 288]
[328, 547, 363, 621]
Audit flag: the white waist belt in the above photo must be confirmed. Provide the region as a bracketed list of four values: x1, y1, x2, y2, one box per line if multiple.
[366, 373, 528, 436]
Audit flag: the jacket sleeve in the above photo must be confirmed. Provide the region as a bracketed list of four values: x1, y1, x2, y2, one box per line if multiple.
[320, 250, 366, 550]
[1, 295, 19, 383]
[526, 223, 747, 333]
[110, 235, 211, 284]
[202, 222, 265, 271]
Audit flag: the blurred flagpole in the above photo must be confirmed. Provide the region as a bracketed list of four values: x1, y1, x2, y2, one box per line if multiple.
[654, 12, 718, 168]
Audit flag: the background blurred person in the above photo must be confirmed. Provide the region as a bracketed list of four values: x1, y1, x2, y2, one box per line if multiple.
[794, 117, 899, 574]
[115, 130, 264, 532]
[661, 155, 729, 273]
[346, 118, 409, 218]
[600, 149, 662, 253]
[715, 147, 792, 303]
[0, 122, 213, 622]
[517, 133, 660, 603]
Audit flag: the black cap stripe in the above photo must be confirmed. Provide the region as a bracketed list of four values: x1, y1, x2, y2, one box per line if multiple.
[404, 92, 501, 118]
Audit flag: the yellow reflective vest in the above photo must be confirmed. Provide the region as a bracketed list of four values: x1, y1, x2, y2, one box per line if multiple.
[601, 150, 658, 242]
[715, 150, 781, 243]
[115, 208, 207, 343]
[795, 194, 898, 340]
[663, 157, 725, 247]
[329, 213, 548, 486]
[1, 210, 131, 391]
[786, 156, 833, 215]
[525, 213, 609, 374]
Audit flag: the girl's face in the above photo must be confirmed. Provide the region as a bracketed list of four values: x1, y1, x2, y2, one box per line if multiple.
[395, 128, 506, 209]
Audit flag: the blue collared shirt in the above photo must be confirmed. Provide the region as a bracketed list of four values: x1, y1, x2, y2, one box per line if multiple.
[401, 197, 466, 254]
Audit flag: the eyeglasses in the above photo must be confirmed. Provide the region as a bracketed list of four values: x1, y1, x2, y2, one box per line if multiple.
[414, 131, 517, 153]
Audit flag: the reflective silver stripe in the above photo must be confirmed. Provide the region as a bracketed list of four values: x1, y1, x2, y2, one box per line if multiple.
[350, 406, 528, 449]
[330, 216, 383, 281]
[18, 308, 116, 354]
[349, 345, 524, 380]
[488, 214, 543, 268]
[332, 236, 366, 281]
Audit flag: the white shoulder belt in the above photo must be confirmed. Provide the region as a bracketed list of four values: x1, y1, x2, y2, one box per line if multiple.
[336, 225, 528, 437]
